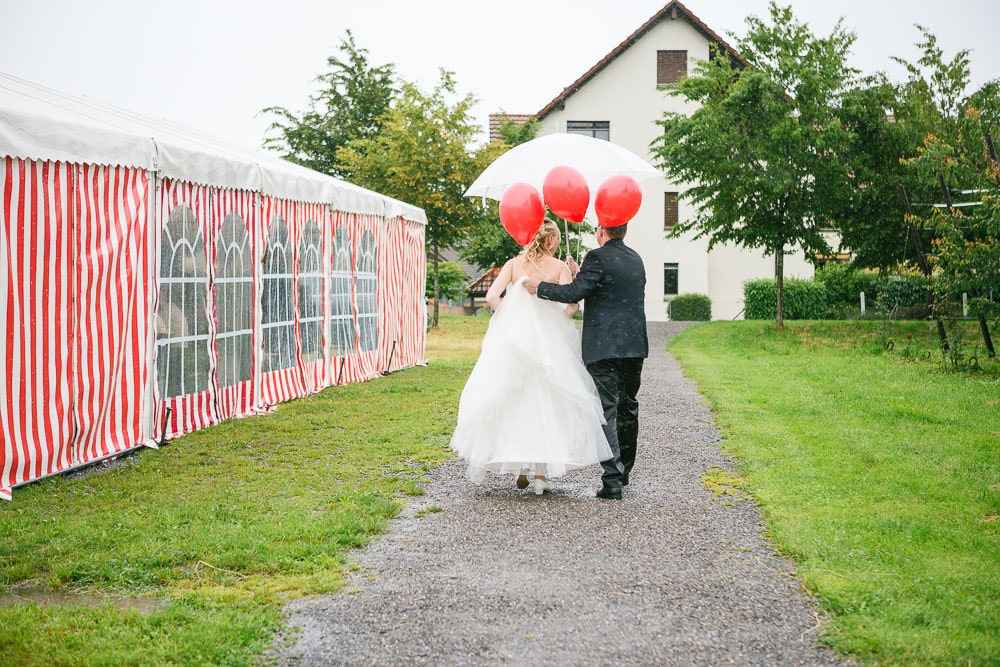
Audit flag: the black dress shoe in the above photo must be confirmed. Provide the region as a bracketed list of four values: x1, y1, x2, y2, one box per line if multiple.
[596, 486, 622, 500]
[621, 475, 630, 486]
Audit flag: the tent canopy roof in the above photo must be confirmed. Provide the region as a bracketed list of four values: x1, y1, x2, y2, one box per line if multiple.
[0, 73, 426, 224]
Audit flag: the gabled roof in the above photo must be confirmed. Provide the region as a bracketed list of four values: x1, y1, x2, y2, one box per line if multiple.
[469, 267, 501, 296]
[536, 0, 746, 120]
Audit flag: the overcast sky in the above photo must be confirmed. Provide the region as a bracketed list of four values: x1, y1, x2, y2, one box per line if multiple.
[1, 0, 997, 152]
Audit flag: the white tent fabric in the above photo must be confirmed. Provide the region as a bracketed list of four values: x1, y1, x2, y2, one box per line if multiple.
[0, 72, 425, 222]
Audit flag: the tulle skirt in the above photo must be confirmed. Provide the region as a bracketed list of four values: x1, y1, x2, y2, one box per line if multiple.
[450, 279, 611, 483]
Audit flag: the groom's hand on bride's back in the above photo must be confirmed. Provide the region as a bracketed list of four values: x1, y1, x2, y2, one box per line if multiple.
[523, 277, 541, 295]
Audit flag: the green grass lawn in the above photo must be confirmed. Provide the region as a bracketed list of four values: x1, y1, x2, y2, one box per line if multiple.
[0, 317, 484, 666]
[1, 316, 997, 665]
[669, 320, 999, 666]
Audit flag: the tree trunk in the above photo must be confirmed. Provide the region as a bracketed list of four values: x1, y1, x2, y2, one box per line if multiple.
[774, 245, 785, 330]
[979, 311, 996, 358]
[900, 186, 949, 351]
[431, 245, 440, 329]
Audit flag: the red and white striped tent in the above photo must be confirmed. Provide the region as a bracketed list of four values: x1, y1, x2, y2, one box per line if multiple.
[0, 73, 428, 500]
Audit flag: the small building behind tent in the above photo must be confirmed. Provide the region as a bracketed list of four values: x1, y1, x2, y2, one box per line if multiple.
[0, 73, 428, 500]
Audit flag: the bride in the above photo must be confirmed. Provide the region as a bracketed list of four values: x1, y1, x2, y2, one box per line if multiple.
[450, 221, 612, 494]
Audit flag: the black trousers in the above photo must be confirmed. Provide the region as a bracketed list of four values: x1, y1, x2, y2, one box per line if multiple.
[586, 357, 644, 489]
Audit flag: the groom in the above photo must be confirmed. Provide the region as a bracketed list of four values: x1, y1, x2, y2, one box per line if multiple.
[524, 222, 648, 500]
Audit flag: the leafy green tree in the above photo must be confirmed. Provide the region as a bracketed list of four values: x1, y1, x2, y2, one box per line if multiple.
[426, 261, 470, 302]
[931, 195, 1000, 356]
[496, 113, 539, 146]
[833, 76, 926, 269]
[651, 2, 857, 327]
[886, 27, 1000, 353]
[260, 30, 396, 179]
[338, 70, 494, 327]
[458, 114, 540, 272]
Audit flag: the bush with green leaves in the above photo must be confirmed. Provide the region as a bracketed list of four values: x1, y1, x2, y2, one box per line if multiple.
[744, 278, 827, 320]
[426, 261, 469, 302]
[873, 272, 931, 318]
[814, 264, 932, 319]
[668, 293, 712, 321]
[814, 263, 877, 316]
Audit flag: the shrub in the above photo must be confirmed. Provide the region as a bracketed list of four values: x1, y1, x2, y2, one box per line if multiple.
[668, 293, 712, 321]
[814, 264, 931, 319]
[873, 273, 932, 318]
[814, 263, 876, 316]
[744, 278, 827, 320]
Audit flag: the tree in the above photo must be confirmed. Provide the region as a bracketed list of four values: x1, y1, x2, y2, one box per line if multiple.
[427, 261, 470, 302]
[887, 28, 1000, 354]
[651, 2, 858, 328]
[337, 70, 495, 327]
[458, 114, 539, 272]
[833, 76, 926, 269]
[260, 30, 396, 179]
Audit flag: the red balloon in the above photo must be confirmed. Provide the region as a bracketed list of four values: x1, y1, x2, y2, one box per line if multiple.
[594, 175, 642, 227]
[498, 183, 544, 245]
[542, 165, 590, 223]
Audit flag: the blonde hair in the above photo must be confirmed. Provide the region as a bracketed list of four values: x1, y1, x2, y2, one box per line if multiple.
[523, 220, 560, 262]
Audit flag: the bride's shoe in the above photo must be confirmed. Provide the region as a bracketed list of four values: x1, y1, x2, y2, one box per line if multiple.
[533, 478, 551, 495]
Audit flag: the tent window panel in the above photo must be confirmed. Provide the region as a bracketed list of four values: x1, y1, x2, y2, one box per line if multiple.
[298, 220, 324, 363]
[262, 216, 296, 372]
[157, 204, 210, 398]
[215, 212, 253, 387]
[329, 225, 356, 357]
[357, 230, 378, 352]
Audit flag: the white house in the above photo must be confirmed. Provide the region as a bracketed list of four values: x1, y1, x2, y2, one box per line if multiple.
[528, 0, 816, 321]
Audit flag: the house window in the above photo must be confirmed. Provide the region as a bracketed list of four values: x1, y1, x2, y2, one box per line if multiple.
[664, 192, 678, 230]
[664, 262, 679, 296]
[657, 50, 687, 85]
[566, 121, 609, 141]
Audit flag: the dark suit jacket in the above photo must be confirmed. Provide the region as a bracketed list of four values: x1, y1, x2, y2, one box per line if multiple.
[537, 238, 648, 365]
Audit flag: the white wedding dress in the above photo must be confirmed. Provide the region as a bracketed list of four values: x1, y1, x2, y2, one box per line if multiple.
[450, 277, 612, 483]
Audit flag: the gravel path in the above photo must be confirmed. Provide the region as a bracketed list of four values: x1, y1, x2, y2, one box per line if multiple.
[273, 321, 846, 666]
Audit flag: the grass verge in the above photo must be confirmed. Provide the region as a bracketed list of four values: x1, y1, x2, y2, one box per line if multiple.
[0, 317, 484, 666]
[669, 320, 999, 665]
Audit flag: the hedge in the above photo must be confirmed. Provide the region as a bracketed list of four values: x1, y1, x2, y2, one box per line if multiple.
[668, 293, 712, 321]
[744, 278, 827, 320]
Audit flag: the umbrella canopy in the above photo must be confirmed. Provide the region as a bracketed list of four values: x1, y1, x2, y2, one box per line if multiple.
[464, 133, 663, 202]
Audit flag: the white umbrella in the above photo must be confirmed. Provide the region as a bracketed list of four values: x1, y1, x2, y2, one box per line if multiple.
[464, 133, 663, 202]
